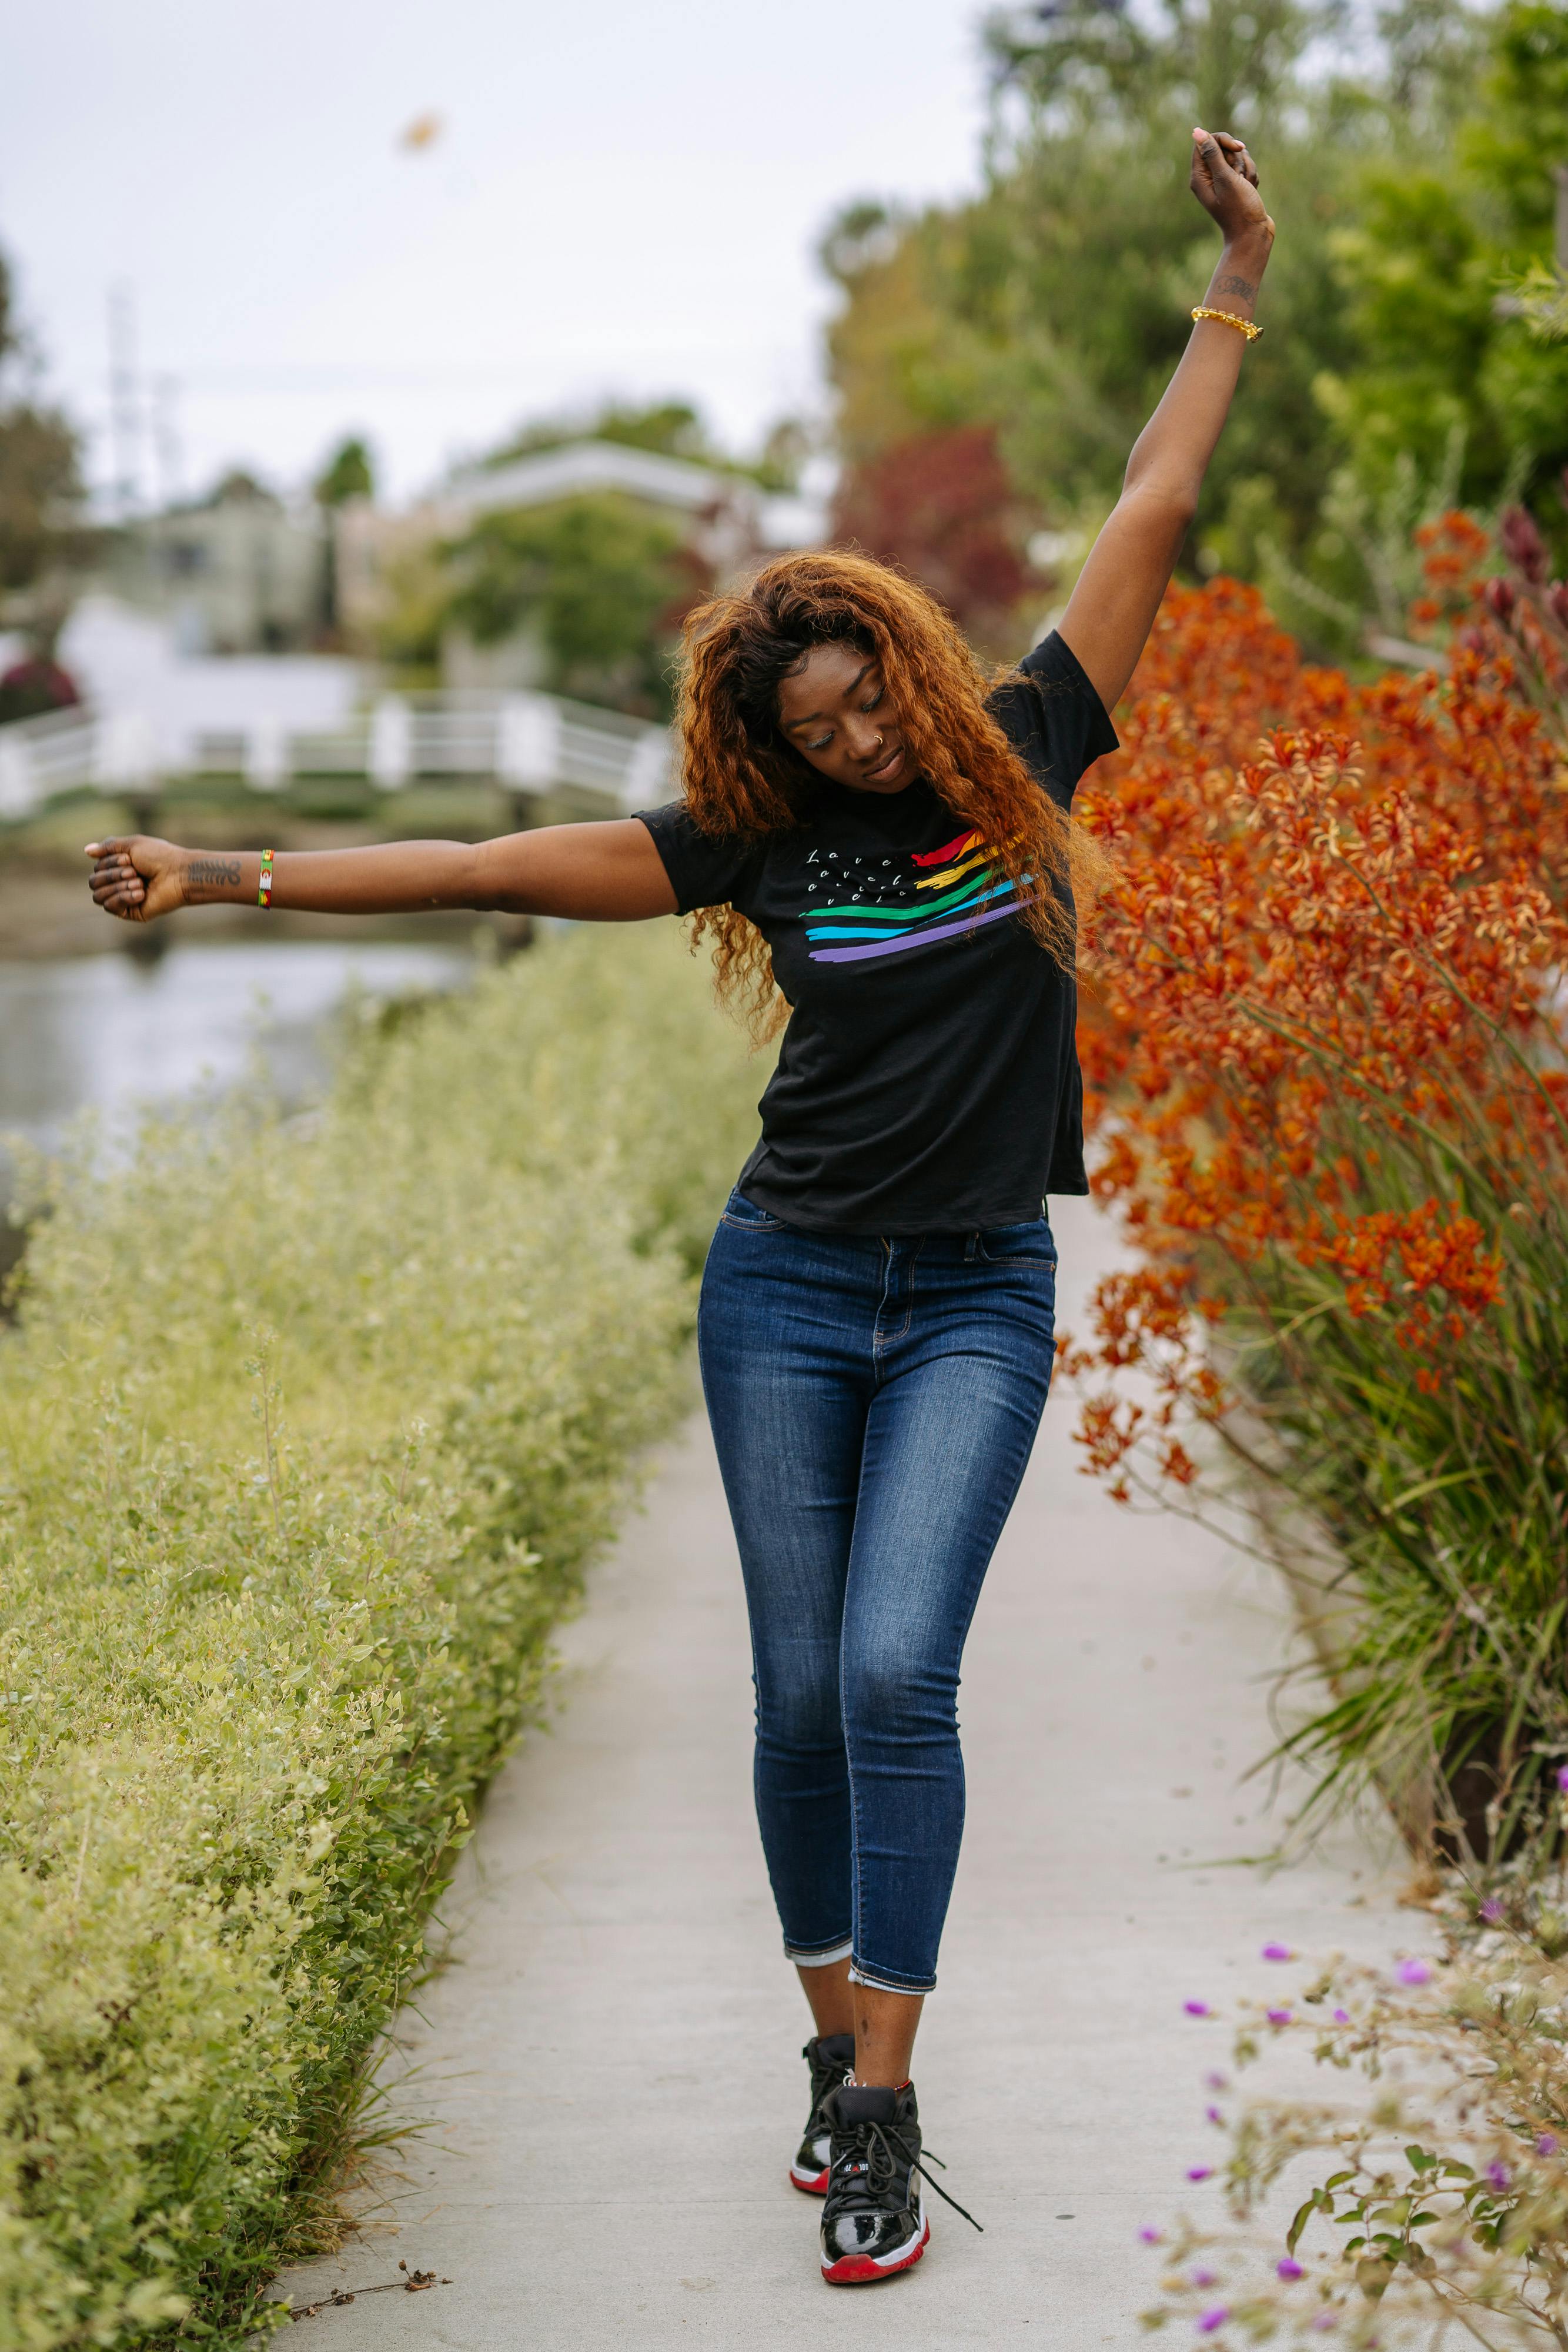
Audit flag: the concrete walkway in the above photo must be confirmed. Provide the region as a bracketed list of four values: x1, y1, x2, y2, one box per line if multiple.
[279, 1197, 1406, 2346]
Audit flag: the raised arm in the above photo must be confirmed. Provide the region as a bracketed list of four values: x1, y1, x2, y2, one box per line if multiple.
[1057, 128, 1275, 713]
[84, 818, 678, 926]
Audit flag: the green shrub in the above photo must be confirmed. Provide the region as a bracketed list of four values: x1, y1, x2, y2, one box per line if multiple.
[0, 923, 760, 2348]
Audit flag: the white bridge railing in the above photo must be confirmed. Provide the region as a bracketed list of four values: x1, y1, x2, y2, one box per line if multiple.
[0, 690, 673, 821]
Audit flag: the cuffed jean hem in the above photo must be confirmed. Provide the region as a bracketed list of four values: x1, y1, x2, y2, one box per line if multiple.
[785, 1935, 854, 1968]
[848, 1959, 937, 1996]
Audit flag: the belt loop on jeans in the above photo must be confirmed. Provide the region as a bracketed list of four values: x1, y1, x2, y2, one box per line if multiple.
[964, 1230, 979, 1263]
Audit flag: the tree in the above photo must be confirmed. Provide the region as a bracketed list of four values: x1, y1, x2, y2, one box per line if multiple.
[0, 405, 85, 594]
[442, 492, 707, 717]
[987, 0, 1345, 139]
[314, 435, 375, 507]
[817, 0, 1568, 654]
[822, 0, 1383, 578]
[1464, 0, 1568, 243]
[831, 424, 1035, 652]
[1320, 1, 1568, 546]
[314, 437, 375, 642]
[0, 249, 89, 609]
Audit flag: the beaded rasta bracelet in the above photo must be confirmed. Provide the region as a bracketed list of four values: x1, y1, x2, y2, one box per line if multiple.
[1191, 305, 1263, 342]
[258, 847, 275, 910]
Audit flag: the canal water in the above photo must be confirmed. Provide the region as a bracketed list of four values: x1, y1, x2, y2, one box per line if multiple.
[0, 939, 474, 1164]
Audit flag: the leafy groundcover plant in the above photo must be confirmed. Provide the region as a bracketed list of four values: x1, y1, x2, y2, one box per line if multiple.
[0, 923, 758, 2349]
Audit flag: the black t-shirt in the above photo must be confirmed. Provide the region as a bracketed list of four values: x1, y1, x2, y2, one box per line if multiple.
[637, 629, 1118, 1235]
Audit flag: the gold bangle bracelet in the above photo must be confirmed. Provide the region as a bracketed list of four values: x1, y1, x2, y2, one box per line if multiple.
[1191, 305, 1262, 342]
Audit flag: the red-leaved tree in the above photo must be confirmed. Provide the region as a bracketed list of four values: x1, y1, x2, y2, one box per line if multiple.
[830, 425, 1033, 651]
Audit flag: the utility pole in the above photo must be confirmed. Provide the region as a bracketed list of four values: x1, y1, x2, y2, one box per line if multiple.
[107, 283, 142, 520]
[152, 373, 185, 510]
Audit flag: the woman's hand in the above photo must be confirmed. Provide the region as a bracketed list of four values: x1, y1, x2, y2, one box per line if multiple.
[85, 836, 192, 923]
[1188, 128, 1273, 255]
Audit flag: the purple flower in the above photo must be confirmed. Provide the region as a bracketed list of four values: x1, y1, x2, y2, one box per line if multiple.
[1185, 1999, 1212, 2016]
[1332, 2007, 1350, 2024]
[1310, 2316, 1338, 2333]
[1206, 2104, 1225, 2126]
[1187, 2164, 1215, 2181]
[1556, 1764, 1568, 1792]
[1395, 1957, 1433, 1987]
[1261, 1942, 1294, 1962]
[1197, 2310, 1230, 2335]
[1277, 2257, 1305, 2280]
[1266, 2007, 1293, 2026]
[1206, 2070, 1230, 2092]
[1480, 1897, 1505, 1923]
[1537, 2134, 1559, 2157]
[1486, 2160, 1512, 2193]
[1192, 2268, 1218, 2287]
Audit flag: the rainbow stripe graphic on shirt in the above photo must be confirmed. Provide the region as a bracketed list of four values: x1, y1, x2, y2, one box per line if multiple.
[802, 829, 1035, 966]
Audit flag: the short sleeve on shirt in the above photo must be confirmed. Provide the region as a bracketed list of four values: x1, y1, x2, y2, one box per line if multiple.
[988, 628, 1119, 811]
[636, 801, 765, 916]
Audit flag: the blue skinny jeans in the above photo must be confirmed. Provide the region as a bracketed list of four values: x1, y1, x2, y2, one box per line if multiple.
[697, 1188, 1058, 1994]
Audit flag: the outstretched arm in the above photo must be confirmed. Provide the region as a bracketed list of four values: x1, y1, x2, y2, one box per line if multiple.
[1057, 128, 1275, 713]
[84, 818, 678, 925]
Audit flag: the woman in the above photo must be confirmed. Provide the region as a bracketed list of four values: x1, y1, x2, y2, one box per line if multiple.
[88, 129, 1272, 2288]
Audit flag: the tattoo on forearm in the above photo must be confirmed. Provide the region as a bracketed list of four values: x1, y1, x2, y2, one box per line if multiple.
[185, 856, 241, 890]
[1213, 273, 1256, 303]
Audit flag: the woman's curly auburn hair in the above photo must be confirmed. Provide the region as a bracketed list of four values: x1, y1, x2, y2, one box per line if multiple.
[673, 548, 1109, 1041]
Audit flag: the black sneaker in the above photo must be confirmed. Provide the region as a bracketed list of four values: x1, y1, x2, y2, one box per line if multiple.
[818, 2080, 981, 2284]
[791, 2032, 854, 2194]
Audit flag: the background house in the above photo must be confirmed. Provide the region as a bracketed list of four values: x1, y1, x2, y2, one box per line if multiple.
[102, 471, 329, 656]
[335, 435, 825, 704]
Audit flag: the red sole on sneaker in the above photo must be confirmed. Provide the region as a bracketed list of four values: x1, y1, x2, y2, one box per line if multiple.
[790, 2165, 830, 2195]
[821, 2219, 930, 2286]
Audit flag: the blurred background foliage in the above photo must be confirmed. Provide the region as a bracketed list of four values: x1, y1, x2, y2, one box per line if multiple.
[440, 492, 701, 714]
[0, 0, 1563, 720]
[0, 251, 95, 613]
[823, 0, 1568, 663]
[10, 0, 1568, 706]
[366, 397, 795, 716]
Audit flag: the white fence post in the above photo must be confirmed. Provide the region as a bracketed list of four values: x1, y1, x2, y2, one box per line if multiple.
[0, 730, 34, 818]
[244, 717, 290, 792]
[93, 711, 156, 791]
[497, 693, 561, 790]
[369, 697, 413, 791]
[621, 727, 671, 811]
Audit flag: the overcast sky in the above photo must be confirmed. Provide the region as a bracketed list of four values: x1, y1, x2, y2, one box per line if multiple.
[1, 0, 994, 508]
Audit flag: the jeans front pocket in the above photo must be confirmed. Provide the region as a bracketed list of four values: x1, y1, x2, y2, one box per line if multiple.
[718, 1187, 788, 1235]
[975, 1217, 1058, 1271]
